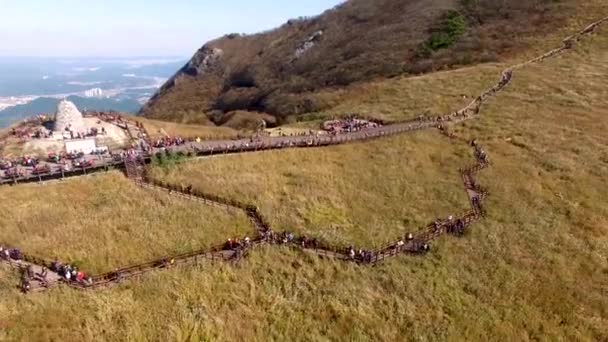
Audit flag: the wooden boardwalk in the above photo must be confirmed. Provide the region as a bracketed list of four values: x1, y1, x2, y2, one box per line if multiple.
[1, 15, 607, 293]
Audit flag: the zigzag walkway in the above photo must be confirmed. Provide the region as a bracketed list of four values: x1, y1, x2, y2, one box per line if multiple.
[1, 16, 606, 293]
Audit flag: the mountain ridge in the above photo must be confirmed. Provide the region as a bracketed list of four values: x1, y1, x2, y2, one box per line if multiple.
[140, 0, 573, 127]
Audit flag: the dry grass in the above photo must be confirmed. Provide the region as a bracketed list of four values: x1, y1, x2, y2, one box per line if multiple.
[298, 63, 502, 123]
[130, 116, 239, 140]
[0, 7, 607, 341]
[0, 172, 252, 273]
[149, 132, 471, 248]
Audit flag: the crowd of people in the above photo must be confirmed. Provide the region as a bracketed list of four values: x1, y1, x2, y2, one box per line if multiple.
[0, 245, 37, 293]
[10, 122, 107, 142]
[153, 136, 187, 148]
[0, 156, 39, 170]
[94, 112, 127, 128]
[50, 261, 92, 285]
[257, 229, 435, 263]
[0, 245, 22, 263]
[1, 187, 477, 291]
[433, 216, 468, 237]
[117, 148, 143, 160]
[223, 237, 252, 251]
[322, 116, 383, 135]
[63, 126, 106, 140]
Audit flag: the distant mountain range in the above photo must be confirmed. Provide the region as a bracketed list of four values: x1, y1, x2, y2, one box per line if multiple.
[0, 95, 141, 128]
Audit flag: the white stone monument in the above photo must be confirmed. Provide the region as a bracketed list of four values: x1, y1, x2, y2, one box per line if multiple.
[54, 99, 85, 134]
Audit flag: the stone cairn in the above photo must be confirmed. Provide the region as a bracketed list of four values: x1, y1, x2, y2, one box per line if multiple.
[53, 100, 85, 134]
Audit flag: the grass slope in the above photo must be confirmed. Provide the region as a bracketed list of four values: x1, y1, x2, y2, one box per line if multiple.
[149, 132, 471, 248]
[0, 173, 252, 273]
[1, 7, 607, 341]
[132, 116, 239, 140]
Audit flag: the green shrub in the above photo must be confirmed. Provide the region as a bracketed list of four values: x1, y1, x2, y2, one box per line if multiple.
[152, 151, 186, 169]
[421, 10, 467, 56]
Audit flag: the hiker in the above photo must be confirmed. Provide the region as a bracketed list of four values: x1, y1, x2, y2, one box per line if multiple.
[26, 265, 35, 279]
[225, 239, 234, 250]
[364, 251, 373, 263]
[406, 233, 414, 241]
[21, 273, 31, 293]
[348, 246, 355, 260]
[433, 220, 442, 231]
[357, 249, 364, 260]
[455, 219, 465, 235]
[300, 236, 308, 248]
[472, 196, 481, 211]
[9, 248, 22, 261]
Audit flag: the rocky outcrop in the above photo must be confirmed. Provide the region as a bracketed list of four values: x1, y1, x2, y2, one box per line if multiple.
[294, 30, 323, 59]
[181, 47, 224, 77]
[140, 46, 224, 117]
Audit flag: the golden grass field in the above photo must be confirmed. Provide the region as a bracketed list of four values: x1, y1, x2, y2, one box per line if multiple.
[0, 173, 252, 274]
[1, 5, 607, 341]
[131, 116, 238, 140]
[149, 131, 472, 248]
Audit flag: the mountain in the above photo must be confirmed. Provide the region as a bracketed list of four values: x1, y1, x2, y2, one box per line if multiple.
[140, 0, 573, 126]
[0, 95, 141, 128]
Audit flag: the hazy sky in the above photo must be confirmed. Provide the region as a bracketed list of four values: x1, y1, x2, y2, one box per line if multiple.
[0, 0, 343, 57]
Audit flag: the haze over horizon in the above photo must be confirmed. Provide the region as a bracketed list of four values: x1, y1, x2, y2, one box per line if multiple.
[0, 0, 343, 58]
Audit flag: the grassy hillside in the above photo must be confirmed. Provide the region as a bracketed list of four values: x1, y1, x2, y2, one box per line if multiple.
[0, 173, 252, 273]
[1, 4, 607, 341]
[140, 0, 576, 126]
[148, 132, 472, 247]
[131, 116, 239, 140]
[144, 20, 607, 340]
